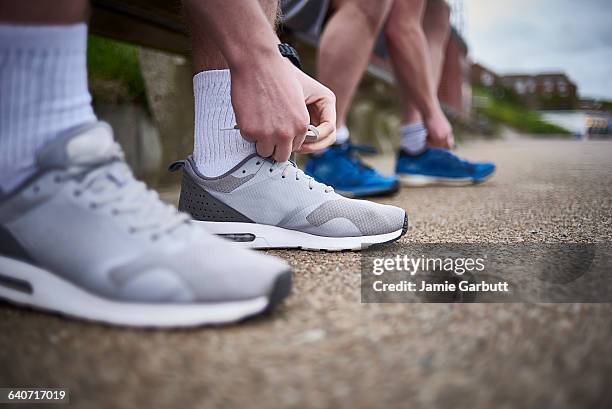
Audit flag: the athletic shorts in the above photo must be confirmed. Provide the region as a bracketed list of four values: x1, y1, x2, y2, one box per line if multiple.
[280, 0, 389, 58]
[280, 0, 331, 44]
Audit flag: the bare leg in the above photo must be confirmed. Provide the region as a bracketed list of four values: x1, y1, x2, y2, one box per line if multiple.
[0, 0, 88, 24]
[385, 0, 434, 124]
[317, 0, 393, 127]
[423, 0, 451, 87]
[184, 0, 280, 72]
[398, 0, 451, 123]
[385, 0, 452, 148]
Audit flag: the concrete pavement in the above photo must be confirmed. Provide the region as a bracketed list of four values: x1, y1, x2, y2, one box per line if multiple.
[1, 137, 611, 409]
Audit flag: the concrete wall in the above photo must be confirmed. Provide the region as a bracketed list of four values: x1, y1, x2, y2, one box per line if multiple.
[139, 48, 195, 186]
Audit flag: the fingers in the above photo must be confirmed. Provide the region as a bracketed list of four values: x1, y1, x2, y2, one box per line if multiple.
[256, 141, 275, 158]
[428, 138, 445, 148]
[427, 129, 453, 149]
[297, 140, 332, 154]
[433, 133, 453, 149]
[313, 121, 335, 142]
[297, 129, 336, 153]
[244, 121, 307, 161]
[426, 132, 439, 147]
[240, 130, 257, 144]
[273, 140, 293, 162]
[299, 92, 336, 153]
[287, 122, 308, 155]
[310, 95, 336, 135]
[292, 133, 306, 151]
[297, 121, 336, 153]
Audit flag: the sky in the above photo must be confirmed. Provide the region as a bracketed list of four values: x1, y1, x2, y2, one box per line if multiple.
[463, 0, 612, 99]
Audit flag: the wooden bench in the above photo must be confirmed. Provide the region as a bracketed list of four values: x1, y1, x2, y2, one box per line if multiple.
[90, 0, 189, 55]
[90, 0, 470, 118]
[89, 0, 395, 82]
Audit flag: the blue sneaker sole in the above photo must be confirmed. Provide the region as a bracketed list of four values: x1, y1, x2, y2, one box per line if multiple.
[399, 170, 495, 187]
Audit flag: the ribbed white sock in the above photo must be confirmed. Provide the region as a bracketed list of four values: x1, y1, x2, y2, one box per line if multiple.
[400, 122, 428, 155]
[0, 23, 96, 194]
[192, 70, 256, 177]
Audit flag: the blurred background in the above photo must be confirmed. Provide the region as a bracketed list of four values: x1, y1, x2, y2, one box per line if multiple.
[86, 0, 612, 187]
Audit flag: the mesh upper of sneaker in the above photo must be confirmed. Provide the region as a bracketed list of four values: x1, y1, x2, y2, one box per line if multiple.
[0, 122, 288, 304]
[185, 155, 406, 237]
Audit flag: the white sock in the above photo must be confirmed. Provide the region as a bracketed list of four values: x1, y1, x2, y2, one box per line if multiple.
[192, 70, 256, 177]
[0, 24, 96, 193]
[400, 122, 428, 155]
[335, 125, 350, 145]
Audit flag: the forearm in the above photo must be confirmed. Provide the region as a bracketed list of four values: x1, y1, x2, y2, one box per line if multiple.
[183, 0, 280, 71]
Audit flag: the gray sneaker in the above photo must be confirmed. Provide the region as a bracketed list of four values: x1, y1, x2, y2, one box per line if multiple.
[170, 155, 408, 251]
[0, 122, 292, 328]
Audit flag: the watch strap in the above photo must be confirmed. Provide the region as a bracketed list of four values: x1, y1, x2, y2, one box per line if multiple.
[278, 43, 303, 70]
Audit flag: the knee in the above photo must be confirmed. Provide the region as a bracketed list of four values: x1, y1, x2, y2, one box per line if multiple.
[384, 6, 422, 44]
[352, 0, 393, 34]
[424, 0, 451, 34]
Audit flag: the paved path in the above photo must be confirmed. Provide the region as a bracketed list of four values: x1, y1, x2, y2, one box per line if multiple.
[1, 137, 611, 409]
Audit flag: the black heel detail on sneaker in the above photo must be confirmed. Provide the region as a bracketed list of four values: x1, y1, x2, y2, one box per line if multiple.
[168, 160, 186, 172]
[178, 172, 254, 223]
[0, 226, 35, 264]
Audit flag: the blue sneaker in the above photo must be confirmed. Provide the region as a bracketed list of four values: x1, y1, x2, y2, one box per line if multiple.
[305, 143, 399, 197]
[396, 147, 496, 186]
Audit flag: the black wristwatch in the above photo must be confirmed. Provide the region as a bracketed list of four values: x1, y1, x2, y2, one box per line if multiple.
[278, 43, 302, 70]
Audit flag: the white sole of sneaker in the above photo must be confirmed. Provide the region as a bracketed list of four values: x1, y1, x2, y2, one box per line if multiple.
[197, 220, 407, 251]
[0, 255, 272, 328]
[399, 174, 492, 187]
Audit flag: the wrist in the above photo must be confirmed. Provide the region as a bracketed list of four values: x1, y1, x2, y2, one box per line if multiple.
[421, 102, 444, 121]
[224, 39, 280, 72]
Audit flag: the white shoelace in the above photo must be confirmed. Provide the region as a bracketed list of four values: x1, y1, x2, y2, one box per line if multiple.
[64, 161, 189, 238]
[274, 161, 334, 193]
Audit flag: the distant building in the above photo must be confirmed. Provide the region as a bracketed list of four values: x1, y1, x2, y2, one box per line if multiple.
[501, 72, 578, 109]
[470, 63, 578, 110]
[471, 63, 501, 88]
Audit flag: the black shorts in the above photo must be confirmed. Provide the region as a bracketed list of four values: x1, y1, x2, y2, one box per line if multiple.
[280, 0, 389, 58]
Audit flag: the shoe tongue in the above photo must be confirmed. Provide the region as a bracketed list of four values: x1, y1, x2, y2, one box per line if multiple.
[36, 122, 119, 170]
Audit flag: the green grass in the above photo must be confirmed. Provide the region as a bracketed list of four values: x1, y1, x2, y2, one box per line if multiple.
[87, 35, 146, 104]
[473, 85, 571, 135]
